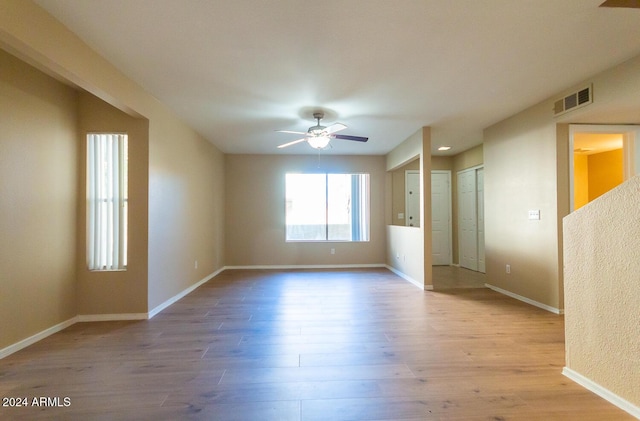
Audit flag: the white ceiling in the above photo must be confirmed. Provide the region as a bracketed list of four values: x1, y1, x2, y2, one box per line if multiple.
[35, 0, 640, 156]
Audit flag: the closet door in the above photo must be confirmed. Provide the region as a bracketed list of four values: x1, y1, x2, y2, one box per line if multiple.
[458, 169, 478, 271]
[431, 171, 451, 265]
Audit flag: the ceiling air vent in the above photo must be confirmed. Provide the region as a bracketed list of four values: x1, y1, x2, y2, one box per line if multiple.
[554, 85, 593, 117]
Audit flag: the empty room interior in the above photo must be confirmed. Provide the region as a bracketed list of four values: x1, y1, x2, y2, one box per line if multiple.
[1, 1, 640, 420]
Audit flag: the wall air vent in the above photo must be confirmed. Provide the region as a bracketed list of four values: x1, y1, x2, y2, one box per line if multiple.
[553, 85, 593, 117]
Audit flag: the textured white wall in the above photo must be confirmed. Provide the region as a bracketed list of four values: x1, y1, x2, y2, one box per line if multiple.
[563, 175, 640, 410]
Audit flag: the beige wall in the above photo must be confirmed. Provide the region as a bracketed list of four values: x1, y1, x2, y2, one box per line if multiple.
[225, 154, 385, 266]
[0, 49, 78, 349]
[385, 127, 432, 288]
[386, 225, 424, 285]
[147, 109, 225, 309]
[431, 156, 453, 171]
[564, 175, 640, 411]
[76, 92, 149, 315]
[484, 101, 564, 310]
[484, 52, 640, 313]
[1, 1, 225, 323]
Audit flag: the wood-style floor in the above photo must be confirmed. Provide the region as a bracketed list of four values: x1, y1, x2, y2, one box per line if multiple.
[432, 265, 487, 290]
[0, 268, 633, 420]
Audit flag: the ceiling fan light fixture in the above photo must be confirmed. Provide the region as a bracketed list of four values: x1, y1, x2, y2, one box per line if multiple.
[276, 110, 367, 149]
[307, 136, 331, 149]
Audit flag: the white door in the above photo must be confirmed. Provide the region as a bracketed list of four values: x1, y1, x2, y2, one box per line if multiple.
[431, 171, 451, 265]
[458, 167, 483, 271]
[405, 170, 420, 227]
[476, 168, 485, 273]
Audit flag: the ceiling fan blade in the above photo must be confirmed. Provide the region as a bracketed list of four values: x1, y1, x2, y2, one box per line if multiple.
[325, 123, 347, 134]
[332, 134, 368, 142]
[277, 138, 307, 148]
[600, 0, 640, 8]
[276, 130, 308, 135]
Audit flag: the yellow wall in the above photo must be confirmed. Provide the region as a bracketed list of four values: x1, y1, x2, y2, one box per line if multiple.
[588, 149, 623, 202]
[0, 49, 78, 349]
[224, 154, 386, 266]
[573, 154, 589, 210]
[574, 149, 623, 210]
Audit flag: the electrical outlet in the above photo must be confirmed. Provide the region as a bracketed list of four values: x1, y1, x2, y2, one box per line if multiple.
[506, 264, 510, 274]
[330, 248, 335, 255]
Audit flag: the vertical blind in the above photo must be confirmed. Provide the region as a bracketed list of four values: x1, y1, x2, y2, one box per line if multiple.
[350, 174, 370, 241]
[87, 133, 128, 270]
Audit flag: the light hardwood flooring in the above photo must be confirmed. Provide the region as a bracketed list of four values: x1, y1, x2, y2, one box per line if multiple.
[0, 268, 633, 420]
[432, 265, 486, 290]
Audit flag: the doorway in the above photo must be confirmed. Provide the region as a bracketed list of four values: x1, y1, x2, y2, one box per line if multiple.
[570, 125, 640, 211]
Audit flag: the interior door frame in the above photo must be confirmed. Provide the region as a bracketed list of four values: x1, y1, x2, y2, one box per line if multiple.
[569, 124, 640, 211]
[476, 167, 485, 273]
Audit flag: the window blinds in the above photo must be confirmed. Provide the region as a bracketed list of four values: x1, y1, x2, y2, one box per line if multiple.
[87, 133, 128, 270]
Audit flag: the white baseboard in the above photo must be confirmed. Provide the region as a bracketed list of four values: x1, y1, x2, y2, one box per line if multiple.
[0, 316, 78, 360]
[2, 264, 429, 360]
[563, 367, 640, 419]
[485, 283, 564, 314]
[223, 264, 386, 270]
[1, 268, 225, 360]
[385, 265, 432, 290]
[147, 267, 224, 319]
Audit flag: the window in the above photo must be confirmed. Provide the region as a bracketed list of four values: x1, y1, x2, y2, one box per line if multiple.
[86, 133, 128, 270]
[285, 173, 370, 241]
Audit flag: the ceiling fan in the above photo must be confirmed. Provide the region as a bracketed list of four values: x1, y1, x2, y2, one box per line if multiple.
[277, 112, 368, 149]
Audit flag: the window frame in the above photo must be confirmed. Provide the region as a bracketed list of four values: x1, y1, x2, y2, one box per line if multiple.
[284, 172, 370, 243]
[86, 132, 128, 271]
